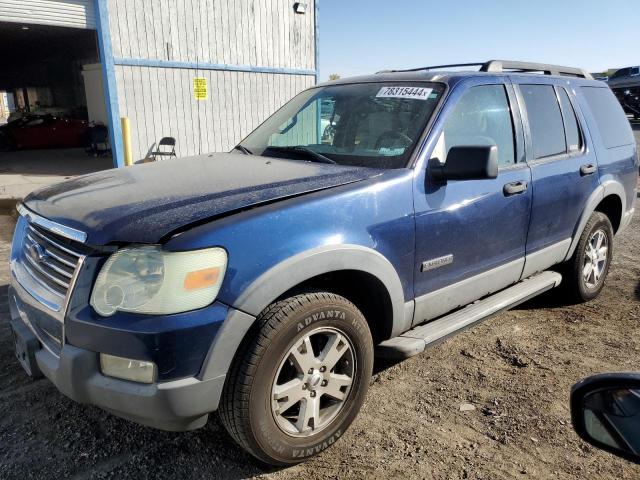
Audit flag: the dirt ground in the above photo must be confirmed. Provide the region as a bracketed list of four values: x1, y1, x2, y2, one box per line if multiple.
[1, 193, 639, 479]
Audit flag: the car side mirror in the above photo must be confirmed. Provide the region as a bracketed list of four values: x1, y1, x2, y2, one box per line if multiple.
[571, 373, 640, 464]
[430, 145, 498, 181]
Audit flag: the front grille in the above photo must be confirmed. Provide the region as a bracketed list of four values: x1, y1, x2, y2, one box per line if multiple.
[11, 210, 89, 357]
[22, 224, 83, 299]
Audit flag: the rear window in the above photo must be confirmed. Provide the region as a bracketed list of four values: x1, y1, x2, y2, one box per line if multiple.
[581, 87, 634, 149]
[521, 84, 566, 159]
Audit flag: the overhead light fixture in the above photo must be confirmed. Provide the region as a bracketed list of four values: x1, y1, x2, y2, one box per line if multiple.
[294, 2, 307, 14]
[21, 26, 29, 30]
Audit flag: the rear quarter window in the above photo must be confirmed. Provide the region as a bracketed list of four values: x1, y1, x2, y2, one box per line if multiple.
[581, 87, 634, 149]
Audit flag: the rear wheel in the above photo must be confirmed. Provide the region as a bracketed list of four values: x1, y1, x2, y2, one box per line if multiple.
[219, 292, 373, 465]
[561, 212, 613, 302]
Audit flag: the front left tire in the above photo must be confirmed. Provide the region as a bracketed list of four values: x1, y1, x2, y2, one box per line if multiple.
[219, 292, 373, 465]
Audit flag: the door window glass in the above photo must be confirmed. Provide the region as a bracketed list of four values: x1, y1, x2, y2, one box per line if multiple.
[433, 84, 515, 167]
[557, 88, 582, 152]
[521, 84, 565, 159]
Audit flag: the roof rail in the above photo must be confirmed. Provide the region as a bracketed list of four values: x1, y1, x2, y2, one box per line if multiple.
[480, 60, 593, 79]
[377, 60, 593, 79]
[376, 62, 485, 74]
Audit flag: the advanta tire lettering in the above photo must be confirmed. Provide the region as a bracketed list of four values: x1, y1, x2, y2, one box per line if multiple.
[219, 292, 373, 465]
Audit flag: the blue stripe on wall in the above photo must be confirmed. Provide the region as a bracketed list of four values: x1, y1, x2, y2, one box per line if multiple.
[95, 0, 124, 168]
[113, 57, 317, 77]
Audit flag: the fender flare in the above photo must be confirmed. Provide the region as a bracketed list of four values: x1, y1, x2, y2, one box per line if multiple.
[235, 244, 409, 334]
[198, 244, 410, 382]
[564, 180, 626, 261]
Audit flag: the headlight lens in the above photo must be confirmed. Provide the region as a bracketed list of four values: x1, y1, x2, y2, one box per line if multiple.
[90, 246, 227, 316]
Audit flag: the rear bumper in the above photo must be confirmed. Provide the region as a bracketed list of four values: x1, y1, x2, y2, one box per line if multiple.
[8, 283, 233, 432]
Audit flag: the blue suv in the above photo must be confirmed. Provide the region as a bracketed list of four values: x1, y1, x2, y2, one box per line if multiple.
[8, 60, 637, 465]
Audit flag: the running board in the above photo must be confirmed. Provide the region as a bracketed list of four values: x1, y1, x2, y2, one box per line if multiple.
[376, 271, 562, 360]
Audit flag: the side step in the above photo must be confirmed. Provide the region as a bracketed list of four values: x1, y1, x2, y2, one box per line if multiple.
[376, 271, 562, 360]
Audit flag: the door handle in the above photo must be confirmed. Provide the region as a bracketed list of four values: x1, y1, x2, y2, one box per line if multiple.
[580, 163, 597, 175]
[503, 181, 528, 196]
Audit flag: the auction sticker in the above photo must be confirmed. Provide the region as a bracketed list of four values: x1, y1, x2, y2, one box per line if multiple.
[376, 86, 433, 100]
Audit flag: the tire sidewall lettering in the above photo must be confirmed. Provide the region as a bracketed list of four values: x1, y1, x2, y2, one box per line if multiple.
[297, 309, 346, 332]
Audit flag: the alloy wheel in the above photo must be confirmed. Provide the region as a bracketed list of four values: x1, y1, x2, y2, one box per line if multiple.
[271, 327, 355, 437]
[582, 229, 608, 289]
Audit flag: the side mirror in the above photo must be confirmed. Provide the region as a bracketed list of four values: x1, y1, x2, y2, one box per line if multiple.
[571, 373, 640, 464]
[430, 145, 498, 181]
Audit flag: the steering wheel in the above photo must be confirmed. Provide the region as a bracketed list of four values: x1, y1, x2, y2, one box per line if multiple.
[374, 130, 413, 150]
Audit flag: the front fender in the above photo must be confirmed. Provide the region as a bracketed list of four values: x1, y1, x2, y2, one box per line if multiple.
[196, 245, 412, 383]
[233, 244, 411, 338]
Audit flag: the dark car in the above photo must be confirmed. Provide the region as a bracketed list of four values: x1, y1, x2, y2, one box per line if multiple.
[0, 114, 88, 150]
[8, 60, 638, 465]
[608, 66, 640, 119]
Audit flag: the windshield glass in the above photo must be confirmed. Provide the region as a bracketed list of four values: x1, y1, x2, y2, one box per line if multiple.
[239, 82, 444, 169]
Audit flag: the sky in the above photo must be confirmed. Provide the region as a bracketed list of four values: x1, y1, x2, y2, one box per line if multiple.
[318, 0, 640, 81]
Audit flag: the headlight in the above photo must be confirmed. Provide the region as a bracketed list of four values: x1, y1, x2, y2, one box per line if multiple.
[90, 246, 227, 317]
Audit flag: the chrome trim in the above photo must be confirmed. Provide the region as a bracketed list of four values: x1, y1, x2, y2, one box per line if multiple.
[63, 255, 85, 316]
[22, 251, 71, 289]
[18, 203, 87, 244]
[11, 268, 63, 310]
[27, 226, 84, 259]
[19, 262, 65, 301]
[26, 234, 76, 268]
[24, 235, 75, 278]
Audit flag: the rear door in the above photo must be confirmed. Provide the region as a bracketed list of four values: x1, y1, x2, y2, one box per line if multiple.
[511, 78, 600, 276]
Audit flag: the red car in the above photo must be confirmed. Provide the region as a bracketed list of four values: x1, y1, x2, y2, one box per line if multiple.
[0, 114, 88, 150]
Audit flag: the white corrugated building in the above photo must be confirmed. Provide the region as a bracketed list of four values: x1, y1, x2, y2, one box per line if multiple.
[0, 0, 318, 166]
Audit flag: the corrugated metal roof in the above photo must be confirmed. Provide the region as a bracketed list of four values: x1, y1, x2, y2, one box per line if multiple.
[0, 0, 95, 30]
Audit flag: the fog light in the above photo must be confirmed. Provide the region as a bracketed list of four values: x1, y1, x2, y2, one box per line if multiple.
[100, 353, 156, 384]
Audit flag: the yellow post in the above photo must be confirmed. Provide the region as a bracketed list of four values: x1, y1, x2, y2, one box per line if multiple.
[120, 117, 133, 166]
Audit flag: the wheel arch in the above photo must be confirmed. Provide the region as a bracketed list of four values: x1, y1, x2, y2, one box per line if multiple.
[565, 181, 626, 261]
[198, 244, 412, 382]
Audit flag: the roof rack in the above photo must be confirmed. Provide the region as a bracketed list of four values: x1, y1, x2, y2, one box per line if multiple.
[377, 60, 593, 79]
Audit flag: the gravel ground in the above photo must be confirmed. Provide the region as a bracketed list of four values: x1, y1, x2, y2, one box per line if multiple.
[1, 152, 639, 478]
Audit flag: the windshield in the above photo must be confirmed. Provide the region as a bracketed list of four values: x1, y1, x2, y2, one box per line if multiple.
[239, 82, 444, 169]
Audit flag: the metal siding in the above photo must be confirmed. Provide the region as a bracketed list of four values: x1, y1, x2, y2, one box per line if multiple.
[110, 0, 316, 160]
[109, 0, 315, 69]
[115, 66, 314, 159]
[0, 0, 96, 29]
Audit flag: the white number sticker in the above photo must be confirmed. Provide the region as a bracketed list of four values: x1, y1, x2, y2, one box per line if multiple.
[376, 86, 433, 101]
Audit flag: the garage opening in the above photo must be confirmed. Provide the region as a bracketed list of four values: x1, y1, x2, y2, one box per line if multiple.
[0, 21, 112, 202]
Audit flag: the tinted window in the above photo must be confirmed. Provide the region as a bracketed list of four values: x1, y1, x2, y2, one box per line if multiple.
[557, 88, 582, 152]
[433, 85, 515, 167]
[521, 84, 565, 159]
[582, 87, 634, 149]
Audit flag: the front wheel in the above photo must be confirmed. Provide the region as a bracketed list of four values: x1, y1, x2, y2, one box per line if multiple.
[219, 292, 373, 465]
[561, 211, 614, 302]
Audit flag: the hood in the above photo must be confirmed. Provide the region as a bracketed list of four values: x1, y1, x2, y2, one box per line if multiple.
[23, 153, 379, 245]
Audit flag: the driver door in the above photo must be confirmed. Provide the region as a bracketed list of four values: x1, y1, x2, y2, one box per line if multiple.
[411, 80, 531, 325]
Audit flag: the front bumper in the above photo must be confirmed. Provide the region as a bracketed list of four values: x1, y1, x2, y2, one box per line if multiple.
[8, 282, 242, 432]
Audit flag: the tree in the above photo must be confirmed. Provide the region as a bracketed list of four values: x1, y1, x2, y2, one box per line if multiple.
[328, 73, 341, 81]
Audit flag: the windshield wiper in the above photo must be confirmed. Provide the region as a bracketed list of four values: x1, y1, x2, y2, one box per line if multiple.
[234, 144, 253, 155]
[264, 146, 336, 164]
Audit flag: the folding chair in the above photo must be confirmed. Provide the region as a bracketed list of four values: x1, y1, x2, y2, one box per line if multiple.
[151, 137, 177, 160]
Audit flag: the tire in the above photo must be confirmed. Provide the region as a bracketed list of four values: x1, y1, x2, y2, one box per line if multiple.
[0, 132, 12, 151]
[561, 211, 614, 302]
[219, 292, 373, 466]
